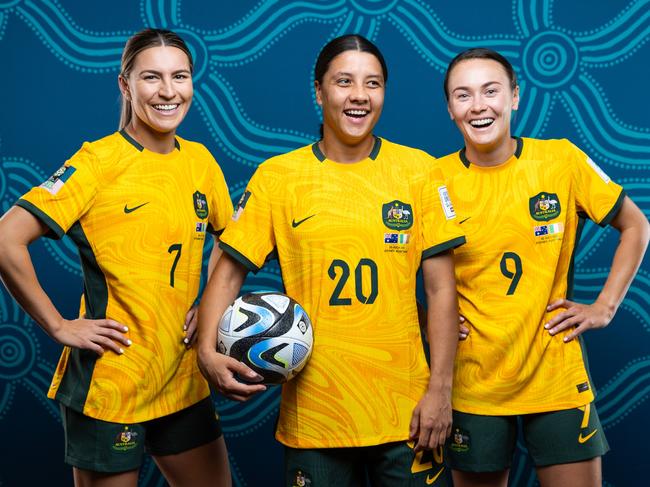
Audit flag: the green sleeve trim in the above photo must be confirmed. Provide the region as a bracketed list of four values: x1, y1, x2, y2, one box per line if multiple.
[206, 223, 225, 236]
[598, 189, 626, 227]
[15, 199, 65, 239]
[422, 235, 466, 260]
[218, 241, 261, 273]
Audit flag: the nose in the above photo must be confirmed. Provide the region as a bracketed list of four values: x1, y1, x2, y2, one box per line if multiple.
[158, 77, 175, 99]
[471, 96, 486, 113]
[349, 83, 369, 103]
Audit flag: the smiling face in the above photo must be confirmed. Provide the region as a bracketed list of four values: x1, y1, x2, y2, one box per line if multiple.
[119, 45, 193, 147]
[315, 50, 385, 148]
[446, 58, 519, 162]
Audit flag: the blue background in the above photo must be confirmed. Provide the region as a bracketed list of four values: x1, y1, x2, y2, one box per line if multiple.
[1, 1, 648, 485]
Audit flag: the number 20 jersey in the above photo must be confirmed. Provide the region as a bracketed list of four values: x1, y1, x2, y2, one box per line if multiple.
[17, 131, 233, 423]
[437, 137, 624, 415]
[220, 138, 465, 448]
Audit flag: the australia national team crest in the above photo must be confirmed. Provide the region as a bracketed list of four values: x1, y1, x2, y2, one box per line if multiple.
[529, 192, 561, 221]
[111, 426, 139, 452]
[382, 200, 413, 230]
[193, 190, 209, 219]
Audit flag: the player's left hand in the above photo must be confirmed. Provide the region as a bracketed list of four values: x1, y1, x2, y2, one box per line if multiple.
[544, 298, 614, 342]
[183, 304, 199, 348]
[409, 388, 452, 452]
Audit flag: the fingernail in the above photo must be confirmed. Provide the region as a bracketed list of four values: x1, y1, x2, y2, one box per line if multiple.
[544, 323, 550, 329]
[460, 334, 467, 339]
[126, 339, 132, 346]
[183, 325, 187, 331]
[563, 337, 569, 342]
[119, 348, 124, 354]
[183, 337, 189, 344]
[123, 326, 128, 332]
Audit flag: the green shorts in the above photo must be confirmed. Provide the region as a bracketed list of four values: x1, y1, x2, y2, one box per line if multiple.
[285, 441, 450, 487]
[446, 403, 609, 472]
[61, 397, 222, 473]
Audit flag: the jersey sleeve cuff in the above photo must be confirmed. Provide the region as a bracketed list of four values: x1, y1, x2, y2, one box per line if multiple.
[598, 188, 626, 227]
[219, 241, 261, 273]
[206, 223, 225, 236]
[15, 199, 65, 239]
[422, 236, 466, 260]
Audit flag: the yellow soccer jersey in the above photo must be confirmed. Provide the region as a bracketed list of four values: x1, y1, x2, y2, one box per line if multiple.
[17, 131, 232, 423]
[438, 137, 624, 415]
[220, 137, 465, 448]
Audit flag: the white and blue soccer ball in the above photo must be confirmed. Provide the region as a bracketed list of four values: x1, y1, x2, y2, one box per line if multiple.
[217, 292, 313, 384]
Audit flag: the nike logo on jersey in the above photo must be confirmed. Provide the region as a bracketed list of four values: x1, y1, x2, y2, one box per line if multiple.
[459, 217, 471, 224]
[292, 214, 315, 228]
[578, 429, 598, 444]
[426, 467, 444, 485]
[124, 202, 149, 213]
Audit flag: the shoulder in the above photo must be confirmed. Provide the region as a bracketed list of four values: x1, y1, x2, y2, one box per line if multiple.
[520, 137, 579, 159]
[175, 136, 217, 163]
[68, 132, 129, 171]
[256, 143, 316, 174]
[378, 137, 435, 164]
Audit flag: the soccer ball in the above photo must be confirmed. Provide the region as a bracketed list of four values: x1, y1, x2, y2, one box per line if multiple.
[217, 292, 313, 384]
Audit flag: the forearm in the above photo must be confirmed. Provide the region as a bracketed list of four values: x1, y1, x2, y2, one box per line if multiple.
[206, 235, 223, 280]
[597, 198, 650, 313]
[422, 252, 459, 393]
[197, 254, 247, 356]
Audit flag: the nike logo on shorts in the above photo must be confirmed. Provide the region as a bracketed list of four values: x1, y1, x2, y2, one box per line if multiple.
[578, 429, 597, 444]
[124, 202, 149, 213]
[426, 467, 444, 484]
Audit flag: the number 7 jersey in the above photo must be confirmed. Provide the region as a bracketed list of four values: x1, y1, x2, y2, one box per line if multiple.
[220, 138, 465, 448]
[16, 131, 233, 423]
[438, 137, 624, 415]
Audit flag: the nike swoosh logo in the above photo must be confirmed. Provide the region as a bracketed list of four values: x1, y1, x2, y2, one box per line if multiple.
[291, 214, 315, 228]
[459, 217, 471, 224]
[426, 467, 444, 485]
[578, 429, 597, 444]
[124, 202, 149, 213]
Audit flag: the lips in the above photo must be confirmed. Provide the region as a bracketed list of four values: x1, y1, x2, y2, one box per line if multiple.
[344, 108, 369, 118]
[152, 104, 179, 112]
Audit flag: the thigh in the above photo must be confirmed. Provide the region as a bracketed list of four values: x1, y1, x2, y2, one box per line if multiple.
[153, 437, 231, 487]
[144, 397, 222, 456]
[285, 446, 364, 487]
[366, 441, 449, 487]
[536, 456, 602, 487]
[522, 403, 609, 467]
[61, 403, 145, 474]
[446, 410, 517, 473]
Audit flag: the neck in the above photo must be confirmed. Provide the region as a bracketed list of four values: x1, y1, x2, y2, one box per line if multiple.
[319, 130, 376, 164]
[126, 120, 176, 154]
[464, 136, 516, 167]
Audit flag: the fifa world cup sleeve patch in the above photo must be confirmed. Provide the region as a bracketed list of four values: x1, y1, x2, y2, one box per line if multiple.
[232, 190, 251, 221]
[40, 165, 76, 195]
[438, 185, 456, 220]
[586, 157, 611, 183]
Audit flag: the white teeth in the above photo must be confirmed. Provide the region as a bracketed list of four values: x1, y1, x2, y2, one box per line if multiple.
[470, 118, 494, 127]
[153, 104, 178, 111]
[345, 109, 368, 117]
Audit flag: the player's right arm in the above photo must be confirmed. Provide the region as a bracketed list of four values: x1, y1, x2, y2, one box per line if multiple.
[197, 252, 266, 401]
[0, 206, 130, 355]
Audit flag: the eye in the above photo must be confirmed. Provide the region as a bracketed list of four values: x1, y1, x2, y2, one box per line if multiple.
[143, 74, 159, 81]
[456, 93, 469, 100]
[367, 79, 383, 88]
[174, 73, 190, 80]
[336, 78, 351, 86]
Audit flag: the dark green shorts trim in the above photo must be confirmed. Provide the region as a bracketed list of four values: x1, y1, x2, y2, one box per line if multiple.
[61, 397, 222, 473]
[285, 441, 449, 487]
[446, 405, 609, 472]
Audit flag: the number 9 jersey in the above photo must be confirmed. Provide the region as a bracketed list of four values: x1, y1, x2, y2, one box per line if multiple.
[219, 138, 465, 449]
[437, 137, 625, 415]
[16, 131, 233, 423]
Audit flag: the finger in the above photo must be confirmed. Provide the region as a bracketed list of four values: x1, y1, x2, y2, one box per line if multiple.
[409, 409, 420, 440]
[459, 334, 468, 341]
[563, 324, 587, 343]
[184, 314, 199, 347]
[546, 298, 574, 312]
[184, 307, 197, 330]
[544, 309, 575, 329]
[232, 360, 264, 382]
[223, 380, 266, 398]
[416, 427, 431, 452]
[101, 319, 129, 333]
[93, 335, 125, 355]
[548, 316, 582, 336]
[97, 328, 132, 346]
[459, 315, 466, 323]
[84, 340, 105, 356]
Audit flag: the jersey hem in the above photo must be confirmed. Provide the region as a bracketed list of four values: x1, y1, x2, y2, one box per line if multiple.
[275, 433, 410, 449]
[598, 188, 626, 227]
[451, 394, 595, 416]
[422, 235, 466, 260]
[219, 241, 261, 273]
[15, 199, 65, 239]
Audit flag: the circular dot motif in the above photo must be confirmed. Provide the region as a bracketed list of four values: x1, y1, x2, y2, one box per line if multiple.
[175, 28, 209, 82]
[523, 31, 579, 89]
[0, 325, 36, 381]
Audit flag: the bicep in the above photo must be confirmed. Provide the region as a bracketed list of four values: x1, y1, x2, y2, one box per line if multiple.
[609, 196, 648, 234]
[0, 206, 50, 245]
[422, 250, 457, 295]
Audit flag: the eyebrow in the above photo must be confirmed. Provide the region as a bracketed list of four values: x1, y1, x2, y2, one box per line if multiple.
[332, 71, 383, 79]
[452, 81, 502, 92]
[138, 69, 192, 75]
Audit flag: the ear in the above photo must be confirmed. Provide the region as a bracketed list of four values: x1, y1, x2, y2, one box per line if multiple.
[512, 85, 520, 111]
[447, 103, 454, 120]
[118, 75, 130, 101]
[314, 80, 323, 107]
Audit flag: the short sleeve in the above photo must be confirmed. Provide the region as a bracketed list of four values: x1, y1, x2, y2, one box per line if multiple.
[219, 165, 276, 273]
[421, 165, 466, 260]
[568, 140, 625, 227]
[15, 143, 100, 239]
[206, 159, 234, 236]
